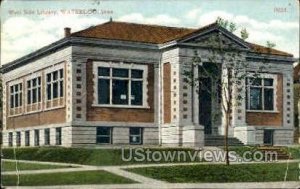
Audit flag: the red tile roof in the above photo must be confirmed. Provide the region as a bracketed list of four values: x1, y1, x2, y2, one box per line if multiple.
[71, 21, 293, 57]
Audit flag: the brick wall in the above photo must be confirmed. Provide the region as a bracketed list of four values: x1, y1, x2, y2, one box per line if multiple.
[86, 60, 155, 123]
[246, 74, 283, 126]
[163, 63, 171, 123]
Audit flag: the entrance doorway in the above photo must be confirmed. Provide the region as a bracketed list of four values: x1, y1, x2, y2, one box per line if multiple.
[199, 77, 212, 134]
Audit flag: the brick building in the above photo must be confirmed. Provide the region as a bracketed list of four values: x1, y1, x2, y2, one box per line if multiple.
[1, 21, 295, 147]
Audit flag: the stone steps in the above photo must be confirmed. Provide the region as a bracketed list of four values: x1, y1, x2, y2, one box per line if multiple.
[257, 146, 292, 160]
[204, 135, 244, 146]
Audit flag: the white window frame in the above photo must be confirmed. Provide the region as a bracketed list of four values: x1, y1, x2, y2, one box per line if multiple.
[96, 127, 112, 144]
[8, 79, 23, 116]
[92, 61, 149, 108]
[44, 64, 65, 110]
[246, 73, 277, 112]
[129, 127, 143, 145]
[26, 74, 42, 112]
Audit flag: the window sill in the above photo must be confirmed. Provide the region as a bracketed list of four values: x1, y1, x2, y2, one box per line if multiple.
[246, 110, 279, 113]
[92, 104, 150, 109]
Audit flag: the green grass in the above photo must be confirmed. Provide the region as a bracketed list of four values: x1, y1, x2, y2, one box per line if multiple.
[127, 163, 299, 183]
[3, 161, 73, 172]
[2, 147, 202, 166]
[286, 146, 300, 159]
[3, 170, 135, 186]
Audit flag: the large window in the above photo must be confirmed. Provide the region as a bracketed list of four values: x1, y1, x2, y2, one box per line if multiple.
[10, 83, 23, 108]
[129, 128, 143, 145]
[27, 77, 41, 104]
[25, 131, 30, 146]
[55, 128, 62, 145]
[8, 132, 13, 147]
[44, 129, 50, 145]
[34, 130, 40, 146]
[97, 66, 145, 106]
[46, 69, 64, 100]
[96, 127, 112, 144]
[246, 77, 275, 111]
[16, 132, 21, 146]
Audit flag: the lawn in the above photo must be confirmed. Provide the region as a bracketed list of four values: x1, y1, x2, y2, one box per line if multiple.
[127, 163, 299, 183]
[3, 170, 135, 186]
[3, 161, 74, 172]
[2, 147, 202, 166]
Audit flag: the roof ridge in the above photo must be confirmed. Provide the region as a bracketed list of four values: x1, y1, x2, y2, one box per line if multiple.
[108, 21, 196, 30]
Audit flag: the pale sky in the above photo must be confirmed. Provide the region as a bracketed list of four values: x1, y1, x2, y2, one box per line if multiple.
[1, 0, 299, 65]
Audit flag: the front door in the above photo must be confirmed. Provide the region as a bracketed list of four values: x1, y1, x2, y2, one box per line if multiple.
[199, 77, 212, 134]
[263, 130, 274, 146]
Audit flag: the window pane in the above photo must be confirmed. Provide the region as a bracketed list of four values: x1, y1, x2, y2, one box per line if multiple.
[264, 79, 273, 86]
[97, 127, 111, 135]
[264, 88, 274, 110]
[47, 84, 51, 100]
[15, 94, 19, 107]
[38, 77, 41, 85]
[98, 67, 110, 76]
[249, 78, 262, 86]
[32, 88, 37, 103]
[53, 82, 58, 98]
[27, 80, 31, 88]
[15, 85, 18, 91]
[250, 88, 262, 110]
[60, 81, 64, 97]
[131, 70, 143, 78]
[130, 128, 141, 135]
[59, 69, 64, 78]
[131, 81, 143, 105]
[98, 79, 110, 104]
[32, 78, 37, 87]
[112, 68, 128, 78]
[97, 136, 111, 144]
[10, 95, 14, 108]
[10, 86, 14, 93]
[112, 80, 128, 105]
[47, 73, 51, 82]
[53, 71, 58, 81]
[27, 90, 31, 104]
[38, 88, 41, 102]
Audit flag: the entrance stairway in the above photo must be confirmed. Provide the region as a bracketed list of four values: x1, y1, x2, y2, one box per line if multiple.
[204, 135, 244, 146]
[257, 146, 292, 160]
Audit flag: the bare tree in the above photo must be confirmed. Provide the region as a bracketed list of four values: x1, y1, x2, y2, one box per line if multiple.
[184, 18, 268, 165]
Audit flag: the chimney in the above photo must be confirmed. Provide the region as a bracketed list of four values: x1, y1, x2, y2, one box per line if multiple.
[64, 27, 71, 37]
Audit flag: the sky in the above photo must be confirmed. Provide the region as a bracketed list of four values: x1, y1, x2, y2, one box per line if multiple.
[1, 0, 299, 65]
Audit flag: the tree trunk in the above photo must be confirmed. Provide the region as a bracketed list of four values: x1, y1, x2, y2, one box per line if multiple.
[225, 111, 230, 165]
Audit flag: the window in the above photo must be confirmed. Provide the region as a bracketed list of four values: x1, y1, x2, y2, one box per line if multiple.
[246, 77, 275, 111]
[16, 132, 21, 146]
[55, 128, 62, 145]
[10, 83, 23, 108]
[27, 77, 41, 105]
[96, 127, 112, 144]
[46, 69, 64, 100]
[97, 66, 145, 106]
[34, 130, 40, 146]
[8, 132, 13, 147]
[129, 128, 143, 145]
[25, 131, 30, 146]
[44, 129, 50, 145]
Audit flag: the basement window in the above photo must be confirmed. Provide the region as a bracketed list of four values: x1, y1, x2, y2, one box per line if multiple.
[129, 127, 143, 145]
[96, 127, 112, 144]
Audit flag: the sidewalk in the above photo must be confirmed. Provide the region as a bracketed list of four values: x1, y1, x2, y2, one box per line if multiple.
[4, 182, 300, 189]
